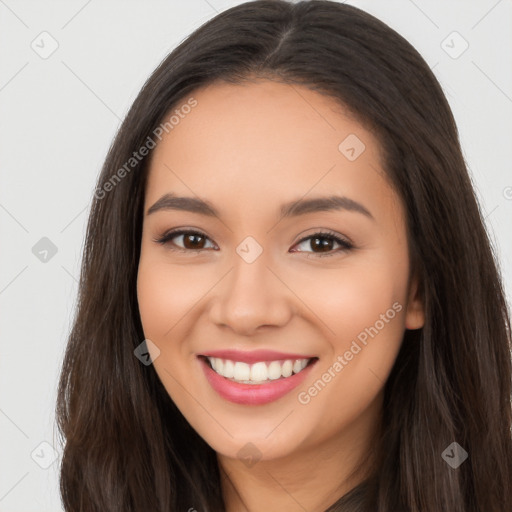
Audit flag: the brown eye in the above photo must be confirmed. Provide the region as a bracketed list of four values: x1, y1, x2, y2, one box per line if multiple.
[310, 236, 336, 252]
[291, 231, 353, 257]
[155, 229, 216, 252]
[182, 233, 206, 249]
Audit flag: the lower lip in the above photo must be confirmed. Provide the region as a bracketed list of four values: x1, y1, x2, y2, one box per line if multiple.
[198, 356, 317, 405]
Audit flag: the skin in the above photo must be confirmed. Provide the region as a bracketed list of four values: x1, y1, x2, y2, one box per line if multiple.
[136, 79, 424, 511]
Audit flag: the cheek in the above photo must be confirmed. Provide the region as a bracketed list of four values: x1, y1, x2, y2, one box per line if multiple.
[137, 256, 207, 339]
[137, 261, 173, 338]
[292, 260, 408, 394]
[292, 266, 407, 437]
[136, 257, 202, 404]
[291, 261, 407, 343]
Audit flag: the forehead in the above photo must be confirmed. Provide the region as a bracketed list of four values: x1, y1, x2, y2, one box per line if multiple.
[145, 80, 395, 219]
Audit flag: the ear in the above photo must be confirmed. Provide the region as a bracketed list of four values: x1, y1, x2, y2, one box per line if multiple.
[404, 273, 425, 330]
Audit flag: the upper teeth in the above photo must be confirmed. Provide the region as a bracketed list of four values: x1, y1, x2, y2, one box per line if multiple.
[207, 357, 310, 384]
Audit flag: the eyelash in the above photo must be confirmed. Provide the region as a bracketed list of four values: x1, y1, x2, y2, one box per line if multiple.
[153, 229, 354, 258]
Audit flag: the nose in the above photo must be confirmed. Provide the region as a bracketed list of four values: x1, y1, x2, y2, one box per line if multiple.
[208, 250, 294, 336]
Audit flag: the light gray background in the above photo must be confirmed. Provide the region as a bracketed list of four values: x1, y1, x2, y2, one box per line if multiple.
[1, 1, 511, 510]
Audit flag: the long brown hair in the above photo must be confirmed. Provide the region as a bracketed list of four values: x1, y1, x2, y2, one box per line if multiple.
[56, 1, 512, 510]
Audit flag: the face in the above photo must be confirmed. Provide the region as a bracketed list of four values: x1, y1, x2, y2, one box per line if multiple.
[136, 79, 424, 469]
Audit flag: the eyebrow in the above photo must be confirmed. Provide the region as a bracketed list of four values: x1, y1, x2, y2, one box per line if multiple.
[146, 192, 374, 221]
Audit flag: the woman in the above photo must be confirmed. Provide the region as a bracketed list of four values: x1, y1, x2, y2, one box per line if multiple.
[56, 1, 512, 510]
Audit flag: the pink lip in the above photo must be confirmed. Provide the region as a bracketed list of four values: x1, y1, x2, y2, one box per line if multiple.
[199, 349, 315, 364]
[198, 356, 317, 406]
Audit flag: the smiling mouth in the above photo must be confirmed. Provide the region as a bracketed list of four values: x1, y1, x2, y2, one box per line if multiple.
[199, 355, 318, 385]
